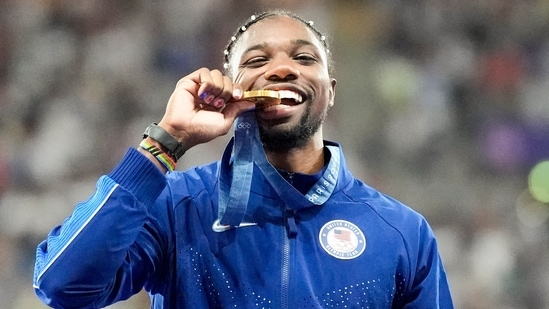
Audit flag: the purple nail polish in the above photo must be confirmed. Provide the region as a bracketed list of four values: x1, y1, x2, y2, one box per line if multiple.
[199, 92, 209, 100]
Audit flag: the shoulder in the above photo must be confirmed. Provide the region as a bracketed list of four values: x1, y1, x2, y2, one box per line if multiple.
[330, 143, 429, 234]
[341, 178, 430, 235]
[340, 180, 441, 265]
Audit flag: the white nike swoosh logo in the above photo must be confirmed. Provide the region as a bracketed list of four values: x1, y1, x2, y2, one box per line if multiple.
[212, 219, 257, 232]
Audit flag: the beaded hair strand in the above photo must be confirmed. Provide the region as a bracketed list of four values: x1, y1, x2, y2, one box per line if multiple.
[222, 10, 333, 76]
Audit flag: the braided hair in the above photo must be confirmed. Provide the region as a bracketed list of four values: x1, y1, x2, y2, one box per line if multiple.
[222, 10, 333, 77]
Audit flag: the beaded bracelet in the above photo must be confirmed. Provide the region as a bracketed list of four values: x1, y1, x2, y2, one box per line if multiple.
[139, 139, 176, 172]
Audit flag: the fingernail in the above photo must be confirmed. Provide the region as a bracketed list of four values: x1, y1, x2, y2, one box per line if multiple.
[233, 88, 242, 99]
[204, 94, 215, 103]
[199, 91, 209, 99]
[214, 99, 225, 108]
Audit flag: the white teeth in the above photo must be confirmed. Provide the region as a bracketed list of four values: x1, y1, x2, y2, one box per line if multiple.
[277, 90, 302, 103]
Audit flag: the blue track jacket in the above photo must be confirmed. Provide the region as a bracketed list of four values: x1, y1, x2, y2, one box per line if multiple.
[33, 141, 454, 308]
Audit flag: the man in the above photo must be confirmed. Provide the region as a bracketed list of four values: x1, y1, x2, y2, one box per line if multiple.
[33, 10, 454, 308]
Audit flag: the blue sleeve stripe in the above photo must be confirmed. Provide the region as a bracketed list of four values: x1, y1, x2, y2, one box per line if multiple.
[35, 177, 119, 283]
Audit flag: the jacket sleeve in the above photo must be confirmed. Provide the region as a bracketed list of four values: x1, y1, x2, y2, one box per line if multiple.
[33, 148, 170, 309]
[399, 218, 454, 309]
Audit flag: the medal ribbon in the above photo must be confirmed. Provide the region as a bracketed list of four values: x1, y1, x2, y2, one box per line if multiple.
[218, 111, 256, 226]
[217, 111, 341, 227]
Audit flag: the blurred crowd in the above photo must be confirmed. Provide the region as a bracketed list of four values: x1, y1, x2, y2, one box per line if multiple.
[0, 0, 548, 308]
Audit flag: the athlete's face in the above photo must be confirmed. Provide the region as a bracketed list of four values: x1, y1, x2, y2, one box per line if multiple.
[230, 16, 336, 151]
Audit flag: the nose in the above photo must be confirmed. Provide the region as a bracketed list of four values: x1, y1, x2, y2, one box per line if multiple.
[264, 56, 300, 81]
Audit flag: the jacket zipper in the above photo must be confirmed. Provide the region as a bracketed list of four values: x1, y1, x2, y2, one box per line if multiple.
[281, 222, 290, 309]
[281, 172, 294, 308]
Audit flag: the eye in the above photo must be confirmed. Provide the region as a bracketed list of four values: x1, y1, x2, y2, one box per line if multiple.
[294, 54, 317, 65]
[241, 57, 269, 68]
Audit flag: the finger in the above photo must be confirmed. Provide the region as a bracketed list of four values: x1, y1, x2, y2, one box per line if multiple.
[198, 69, 224, 105]
[179, 67, 210, 92]
[202, 72, 236, 109]
[209, 73, 232, 109]
[211, 75, 235, 109]
[232, 84, 243, 100]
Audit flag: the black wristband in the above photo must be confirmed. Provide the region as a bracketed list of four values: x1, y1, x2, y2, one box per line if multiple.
[142, 123, 185, 162]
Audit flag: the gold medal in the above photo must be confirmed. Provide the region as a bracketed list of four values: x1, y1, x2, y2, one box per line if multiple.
[242, 90, 281, 107]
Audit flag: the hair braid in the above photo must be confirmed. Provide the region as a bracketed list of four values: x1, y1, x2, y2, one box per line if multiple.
[222, 10, 333, 76]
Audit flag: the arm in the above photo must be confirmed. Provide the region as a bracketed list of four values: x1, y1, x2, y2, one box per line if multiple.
[398, 220, 454, 309]
[33, 149, 168, 308]
[33, 68, 255, 308]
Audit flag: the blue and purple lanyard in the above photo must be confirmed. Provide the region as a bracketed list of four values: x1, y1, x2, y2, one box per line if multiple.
[216, 110, 340, 230]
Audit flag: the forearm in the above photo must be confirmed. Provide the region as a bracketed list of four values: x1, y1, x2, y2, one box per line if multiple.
[33, 148, 167, 308]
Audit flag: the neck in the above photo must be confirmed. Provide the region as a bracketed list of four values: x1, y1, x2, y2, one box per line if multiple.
[265, 138, 325, 174]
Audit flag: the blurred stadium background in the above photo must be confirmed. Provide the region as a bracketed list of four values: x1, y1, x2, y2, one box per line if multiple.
[0, 0, 548, 308]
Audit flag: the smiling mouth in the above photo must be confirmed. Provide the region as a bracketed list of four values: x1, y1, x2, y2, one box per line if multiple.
[242, 90, 303, 107]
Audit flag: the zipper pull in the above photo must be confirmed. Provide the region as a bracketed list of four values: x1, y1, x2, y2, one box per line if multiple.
[285, 209, 298, 238]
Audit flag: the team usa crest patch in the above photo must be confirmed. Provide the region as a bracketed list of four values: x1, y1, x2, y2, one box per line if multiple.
[319, 220, 366, 260]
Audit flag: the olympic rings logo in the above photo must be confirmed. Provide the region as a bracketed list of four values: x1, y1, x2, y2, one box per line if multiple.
[237, 122, 252, 130]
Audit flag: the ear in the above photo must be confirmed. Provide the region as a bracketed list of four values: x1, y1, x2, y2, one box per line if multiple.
[329, 78, 337, 107]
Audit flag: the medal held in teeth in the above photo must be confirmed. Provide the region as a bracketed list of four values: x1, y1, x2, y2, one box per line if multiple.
[242, 90, 302, 107]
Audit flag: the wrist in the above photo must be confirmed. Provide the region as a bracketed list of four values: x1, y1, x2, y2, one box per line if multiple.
[139, 139, 176, 172]
[142, 123, 186, 162]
